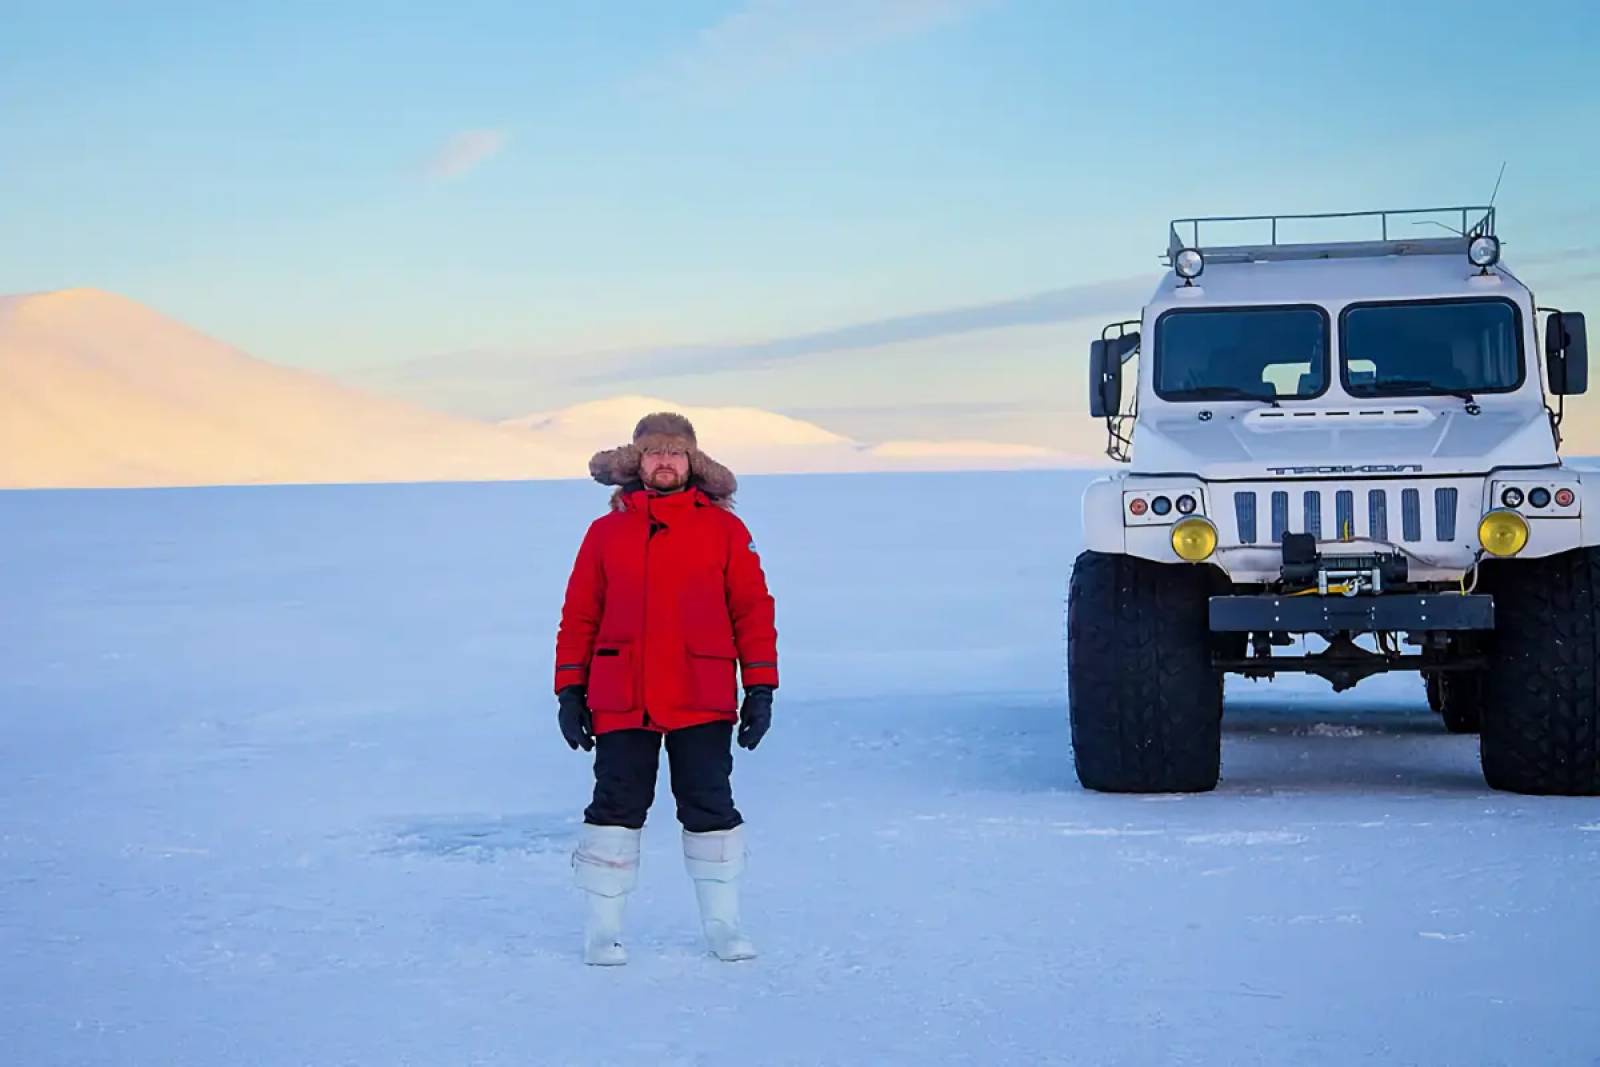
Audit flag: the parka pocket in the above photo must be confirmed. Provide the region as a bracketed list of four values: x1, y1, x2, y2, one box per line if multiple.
[586, 645, 635, 712]
[680, 587, 738, 711]
[685, 650, 738, 712]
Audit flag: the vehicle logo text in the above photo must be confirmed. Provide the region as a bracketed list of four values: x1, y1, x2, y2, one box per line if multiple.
[1265, 463, 1424, 476]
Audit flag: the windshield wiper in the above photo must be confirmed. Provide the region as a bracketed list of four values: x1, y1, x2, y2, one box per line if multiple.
[1357, 379, 1476, 404]
[1175, 386, 1281, 407]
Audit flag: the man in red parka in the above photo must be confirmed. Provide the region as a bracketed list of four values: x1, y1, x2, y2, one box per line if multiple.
[554, 412, 778, 965]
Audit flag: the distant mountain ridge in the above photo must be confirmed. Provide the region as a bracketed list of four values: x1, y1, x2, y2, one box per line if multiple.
[499, 395, 1071, 475]
[0, 289, 587, 489]
[0, 291, 1080, 489]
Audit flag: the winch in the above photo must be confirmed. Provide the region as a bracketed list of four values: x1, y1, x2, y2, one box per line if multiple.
[1279, 532, 1407, 596]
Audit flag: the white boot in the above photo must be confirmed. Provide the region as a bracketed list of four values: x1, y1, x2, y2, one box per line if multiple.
[572, 824, 640, 966]
[682, 827, 757, 962]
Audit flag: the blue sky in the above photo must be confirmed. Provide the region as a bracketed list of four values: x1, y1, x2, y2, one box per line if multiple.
[4, 1, 1598, 439]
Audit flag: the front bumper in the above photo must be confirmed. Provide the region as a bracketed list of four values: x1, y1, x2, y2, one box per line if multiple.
[1209, 593, 1495, 633]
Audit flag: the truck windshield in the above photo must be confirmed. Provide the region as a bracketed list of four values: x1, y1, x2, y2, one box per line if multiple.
[1154, 306, 1328, 401]
[1341, 299, 1522, 397]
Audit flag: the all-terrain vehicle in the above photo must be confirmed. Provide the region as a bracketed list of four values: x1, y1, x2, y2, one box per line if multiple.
[1067, 206, 1595, 795]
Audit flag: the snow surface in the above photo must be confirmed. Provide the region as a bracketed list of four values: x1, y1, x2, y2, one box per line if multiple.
[3, 471, 1599, 1066]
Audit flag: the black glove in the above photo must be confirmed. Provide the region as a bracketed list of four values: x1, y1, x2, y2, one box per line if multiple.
[557, 685, 594, 751]
[737, 685, 774, 751]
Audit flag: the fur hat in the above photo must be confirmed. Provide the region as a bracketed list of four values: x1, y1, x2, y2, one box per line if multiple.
[589, 410, 737, 506]
[630, 411, 698, 454]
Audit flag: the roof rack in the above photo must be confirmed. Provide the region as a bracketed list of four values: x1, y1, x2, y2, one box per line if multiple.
[1165, 206, 1495, 265]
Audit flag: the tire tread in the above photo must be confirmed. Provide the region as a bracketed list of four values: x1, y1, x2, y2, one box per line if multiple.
[1067, 551, 1222, 792]
[1480, 548, 1600, 795]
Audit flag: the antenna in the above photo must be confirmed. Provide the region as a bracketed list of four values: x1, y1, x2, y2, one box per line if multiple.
[1412, 220, 1465, 236]
[1488, 161, 1507, 209]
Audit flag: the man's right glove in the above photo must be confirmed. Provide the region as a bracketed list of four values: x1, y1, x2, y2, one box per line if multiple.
[737, 685, 774, 750]
[557, 685, 594, 751]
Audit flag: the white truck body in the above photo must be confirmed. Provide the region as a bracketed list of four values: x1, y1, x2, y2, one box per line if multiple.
[1066, 208, 1598, 795]
[1081, 223, 1597, 581]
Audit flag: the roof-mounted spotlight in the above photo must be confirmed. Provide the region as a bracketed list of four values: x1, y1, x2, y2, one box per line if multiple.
[1467, 234, 1500, 273]
[1174, 247, 1205, 286]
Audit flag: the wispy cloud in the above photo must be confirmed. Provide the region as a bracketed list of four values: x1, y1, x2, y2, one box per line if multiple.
[420, 129, 508, 180]
[572, 275, 1150, 383]
[651, 0, 993, 93]
[346, 273, 1149, 422]
[362, 275, 1149, 394]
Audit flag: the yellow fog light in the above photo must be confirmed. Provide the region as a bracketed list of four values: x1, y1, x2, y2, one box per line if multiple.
[1477, 509, 1529, 558]
[1171, 517, 1218, 561]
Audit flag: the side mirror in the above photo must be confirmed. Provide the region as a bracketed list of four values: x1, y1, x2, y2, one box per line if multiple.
[1546, 311, 1589, 396]
[1089, 339, 1121, 417]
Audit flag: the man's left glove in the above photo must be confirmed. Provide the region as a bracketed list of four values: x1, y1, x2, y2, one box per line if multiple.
[557, 685, 594, 752]
[737, 685, 774, 750]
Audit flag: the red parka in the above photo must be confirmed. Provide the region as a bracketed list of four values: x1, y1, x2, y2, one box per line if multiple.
[554, 487, 779, 735]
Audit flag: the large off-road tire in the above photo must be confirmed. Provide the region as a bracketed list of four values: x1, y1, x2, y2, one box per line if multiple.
[1437, 672, 1485, 735]
[1479, 547, 1600, 795]
[1067, 550, 1223, 793]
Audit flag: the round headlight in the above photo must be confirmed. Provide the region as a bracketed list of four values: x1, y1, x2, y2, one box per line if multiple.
[1500, 486, 1525, 508]
[1176, 493, 1198, 514]
[1171, 517, 1218, 562]
[1478, 509, 1529, 558]
[1468, 235, 1500, 268]
[1528, 487, 1552, 509]
[1174, 247, 1205, 280]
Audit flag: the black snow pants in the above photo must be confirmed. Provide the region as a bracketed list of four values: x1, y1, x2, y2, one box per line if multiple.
[583, 721, 742, 833]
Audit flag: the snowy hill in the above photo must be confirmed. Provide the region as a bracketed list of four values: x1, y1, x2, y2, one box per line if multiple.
[503, 394, 1074, 474]
[0, 293, 1085, 489]
[0, 289, 588, 489]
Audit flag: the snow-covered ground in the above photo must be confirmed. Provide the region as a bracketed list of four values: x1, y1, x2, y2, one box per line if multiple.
[3, 472, 1598, 1066]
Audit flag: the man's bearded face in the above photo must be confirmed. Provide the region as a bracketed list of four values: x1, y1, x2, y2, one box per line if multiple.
[641, 447, 690, 491]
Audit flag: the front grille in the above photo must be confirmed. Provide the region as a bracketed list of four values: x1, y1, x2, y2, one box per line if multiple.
[1220, 482, 1472, 547]
[1435, 488, 1459, 541]
[1234, 492, 1258, 544]
[1335, 490, 1354, 540]
[1271, 491, 1290, 543]
[1369, 490, 1389, 541]
[1401, 489, 1422, 542]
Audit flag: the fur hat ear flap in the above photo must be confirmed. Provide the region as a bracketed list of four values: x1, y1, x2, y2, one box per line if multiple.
[589, 443, 642, 486]
[689, 450, 737, 502]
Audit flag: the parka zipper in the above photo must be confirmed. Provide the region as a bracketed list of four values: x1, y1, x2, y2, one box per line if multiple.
[641, 501, 657, 730]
